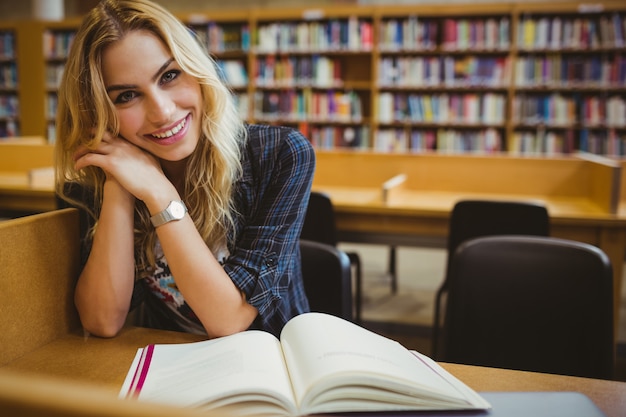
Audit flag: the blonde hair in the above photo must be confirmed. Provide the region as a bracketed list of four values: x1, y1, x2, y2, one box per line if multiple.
[55, 0, 246, 277]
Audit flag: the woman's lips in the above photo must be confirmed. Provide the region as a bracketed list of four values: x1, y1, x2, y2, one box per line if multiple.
[146, 115, 190, 146]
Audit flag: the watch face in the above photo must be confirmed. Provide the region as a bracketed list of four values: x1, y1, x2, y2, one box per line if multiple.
[170, 201, 186, 219]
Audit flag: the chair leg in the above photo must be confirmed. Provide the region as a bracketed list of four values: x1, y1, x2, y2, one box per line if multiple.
[348, 252, 362, 323]
[388, 246, 397, 293]
[431, 286, 445, 360]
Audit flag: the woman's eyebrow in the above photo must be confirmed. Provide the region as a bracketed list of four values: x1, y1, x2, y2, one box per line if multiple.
[105, 57, 176, 93]
[151, 57, 176, 82]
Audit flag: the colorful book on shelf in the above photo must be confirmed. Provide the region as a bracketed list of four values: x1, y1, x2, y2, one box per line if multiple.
[120, 312, 491, 417]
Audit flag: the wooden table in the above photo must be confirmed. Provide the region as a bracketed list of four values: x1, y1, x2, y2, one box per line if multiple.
[1, 326, 625, 417]
[0, 172, 56, 213]
[0, 140, 55, 215]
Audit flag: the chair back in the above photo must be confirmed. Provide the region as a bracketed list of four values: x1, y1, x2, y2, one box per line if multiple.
[432, 199, 550, 358]
[441, 235, 614, 379]
[301, 191, 337, 246]
[446, 199, 550, 271]
[301, 192, 365, 321]
[300, 239, 352, 321]
[0, 208, 81, 365]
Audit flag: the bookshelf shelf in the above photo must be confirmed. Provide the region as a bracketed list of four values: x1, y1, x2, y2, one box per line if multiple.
[6, 1, 625, 157]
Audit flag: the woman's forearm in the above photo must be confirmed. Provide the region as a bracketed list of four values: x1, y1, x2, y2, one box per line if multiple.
[154, 213, 258, 338]
[74, 180, 136, 337]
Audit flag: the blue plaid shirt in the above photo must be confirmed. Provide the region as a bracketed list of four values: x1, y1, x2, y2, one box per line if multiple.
[224, 124, 314, 336]
[139, 124, 315, 337]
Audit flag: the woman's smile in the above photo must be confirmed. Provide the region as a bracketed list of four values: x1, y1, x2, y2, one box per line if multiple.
[146, 114, 190, 146]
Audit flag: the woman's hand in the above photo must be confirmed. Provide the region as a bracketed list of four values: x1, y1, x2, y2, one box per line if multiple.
[73, 133, 172, 204]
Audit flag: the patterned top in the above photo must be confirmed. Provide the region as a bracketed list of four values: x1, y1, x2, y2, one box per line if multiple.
[138, 124, 315, 336]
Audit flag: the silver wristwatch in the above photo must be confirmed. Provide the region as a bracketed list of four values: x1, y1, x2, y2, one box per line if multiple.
[150, 200, 187, 227]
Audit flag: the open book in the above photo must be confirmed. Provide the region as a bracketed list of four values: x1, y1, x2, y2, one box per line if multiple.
[120, 312, 491, 416]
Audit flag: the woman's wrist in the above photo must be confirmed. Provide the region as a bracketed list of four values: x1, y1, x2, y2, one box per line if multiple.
[141, 183, 182, 216]
[103, 178, 135, 210]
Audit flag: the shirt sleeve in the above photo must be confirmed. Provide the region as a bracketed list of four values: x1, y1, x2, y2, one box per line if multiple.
[222, 125, 315, 335]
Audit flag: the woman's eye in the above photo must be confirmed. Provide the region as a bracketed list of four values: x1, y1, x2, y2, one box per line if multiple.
[161, 70, 180, 84]
[115, 91, 137, 104]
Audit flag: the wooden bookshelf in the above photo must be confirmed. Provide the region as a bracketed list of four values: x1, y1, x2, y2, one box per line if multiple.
[8, 1, 626, 156]
[246, 6, 376, 149]
[2, 19, 82, 141]
[511, 2, 626, 156]
[182, 9, 253, 120]
[373, 4, 514, 153]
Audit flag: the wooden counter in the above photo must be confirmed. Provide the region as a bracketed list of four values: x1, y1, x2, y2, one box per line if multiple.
[0, 140, 55, 214]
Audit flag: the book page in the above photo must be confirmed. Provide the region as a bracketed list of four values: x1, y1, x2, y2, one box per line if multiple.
[126, 330, 297, 415]
[279, 313, 490, 414]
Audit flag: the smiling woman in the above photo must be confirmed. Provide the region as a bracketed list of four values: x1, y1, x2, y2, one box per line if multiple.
[99, 32, 202, 162]
[54, 0, 314, 340]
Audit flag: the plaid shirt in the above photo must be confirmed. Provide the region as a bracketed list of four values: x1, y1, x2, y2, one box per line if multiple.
[223, 124, 314, 336]
[139, 124, 315, 336]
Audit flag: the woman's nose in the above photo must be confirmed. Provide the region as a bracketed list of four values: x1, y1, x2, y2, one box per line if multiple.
[146, 91, 175, 124]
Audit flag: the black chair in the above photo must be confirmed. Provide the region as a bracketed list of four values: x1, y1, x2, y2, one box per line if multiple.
[432, 199, 550, 358]
[441, 235, 614, 380]
[300, 239, 353, 321]
[301, 191, 363, 322]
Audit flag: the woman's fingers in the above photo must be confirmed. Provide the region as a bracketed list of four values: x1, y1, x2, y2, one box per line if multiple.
[74, 150, 106, 171]
[72, 134, 168, 202]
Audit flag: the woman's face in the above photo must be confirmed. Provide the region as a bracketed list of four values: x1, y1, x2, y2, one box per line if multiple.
[101, 30, 203, 162]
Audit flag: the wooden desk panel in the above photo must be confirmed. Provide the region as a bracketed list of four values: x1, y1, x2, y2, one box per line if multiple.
[0, 142, 55, 214]
[2, 327, 625, 417]
[312, 151, 620, 213]
[0, 172, 56, 214]
[0, 142, 53, 171]
[2, 327, 205, 389]
[0, 188, 56, 212]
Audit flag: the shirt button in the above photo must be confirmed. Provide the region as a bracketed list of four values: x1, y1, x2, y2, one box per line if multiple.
[265, 253, 277, 267]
